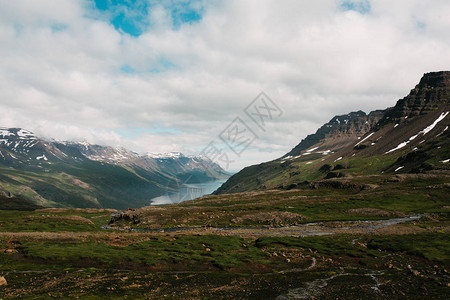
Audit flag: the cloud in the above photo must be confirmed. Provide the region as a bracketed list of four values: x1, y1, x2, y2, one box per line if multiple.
[1, 0, 450, 171]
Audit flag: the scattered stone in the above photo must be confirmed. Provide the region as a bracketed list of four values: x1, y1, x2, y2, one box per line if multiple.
[1, 249, 18, 254]
[231, 211, 304, 226]
[0, 276, 7, 286]
[357, 242, 367, 248]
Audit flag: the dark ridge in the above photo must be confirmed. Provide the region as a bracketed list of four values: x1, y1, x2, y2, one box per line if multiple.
[0, 194, 43, 211]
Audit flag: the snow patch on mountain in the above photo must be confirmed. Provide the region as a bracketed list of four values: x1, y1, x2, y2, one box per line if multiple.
[394, 166, 404, 172]
[386, 111, 448, 154]
[17, 129, 37, 139]
[306, 147, 319, 152]
[36, 155, 48, 161]
[354, 132, 374, 147]
[422, 111, 449, 135]
[147, 152, 184, 159]
[0, 128, 14, 137]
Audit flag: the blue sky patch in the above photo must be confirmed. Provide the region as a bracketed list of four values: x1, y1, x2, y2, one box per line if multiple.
[149, 57, 178, 73]
[120, 58, 177, 74]
[339, 0, 371, 14]
[171, 1, 203, 28]
[93, 0, 204, 36]
[120, 65, 136, 74]
[416, 20, 426, 31]
[51, 23, 69, 33]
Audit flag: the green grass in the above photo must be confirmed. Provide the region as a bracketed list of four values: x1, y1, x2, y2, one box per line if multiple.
[17, 235, 269, 270]
[368, 232, 450, 263]
[255, 235, 380, 258]
[0, 209, 111, 232]
[255, 232, 450, 264]
[344, 155, 399, 175]
[5, 232, 449, 273]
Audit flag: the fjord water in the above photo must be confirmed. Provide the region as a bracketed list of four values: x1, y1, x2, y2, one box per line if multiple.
[150, 179, 227, 205]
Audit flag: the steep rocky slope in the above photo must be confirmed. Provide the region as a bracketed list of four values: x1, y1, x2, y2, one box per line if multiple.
[283, 110, 385, 158]
[215, 71, 450, 194]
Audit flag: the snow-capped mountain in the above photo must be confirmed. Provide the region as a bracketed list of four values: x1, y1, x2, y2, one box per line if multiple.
[0, 129, 227, 176]
[0, 130, 230, 209]
[147, 152, 185, 159]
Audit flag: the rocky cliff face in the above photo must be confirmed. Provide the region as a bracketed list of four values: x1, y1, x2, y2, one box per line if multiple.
[379, 71, 450, 125]
[284, 109, 385, 158]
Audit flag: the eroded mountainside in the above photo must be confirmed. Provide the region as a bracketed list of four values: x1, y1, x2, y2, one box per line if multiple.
[215, 71, 450, 194]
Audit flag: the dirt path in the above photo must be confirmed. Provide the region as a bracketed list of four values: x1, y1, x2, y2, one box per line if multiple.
[102, 214, 425, 237]
[0, 215, 426, 241]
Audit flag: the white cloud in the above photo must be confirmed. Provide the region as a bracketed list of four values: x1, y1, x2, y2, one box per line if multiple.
[1, 0, 450, 171]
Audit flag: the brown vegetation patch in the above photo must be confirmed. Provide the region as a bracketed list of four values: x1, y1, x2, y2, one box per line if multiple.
[27, 215, 96, 225]
[373, 225, 429, 235]
[231, 212, 304, 226]
[37, 208, 118, 214]
[389, 174, 450, 182]
[347, 208, 405, 217]
[310, 180, 377, 191]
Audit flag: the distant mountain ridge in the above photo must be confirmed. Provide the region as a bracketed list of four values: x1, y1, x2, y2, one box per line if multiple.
[0, 129, 229, 209]
[215, 71, 450, 194]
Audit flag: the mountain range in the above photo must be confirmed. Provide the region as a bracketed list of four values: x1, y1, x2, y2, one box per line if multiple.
[2, 71, 448, 209]
[0, 130, 229, 209]
[215, 71, 450, 194]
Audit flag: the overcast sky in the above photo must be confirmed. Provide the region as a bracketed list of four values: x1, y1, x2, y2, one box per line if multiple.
[1, 0, 450, 171]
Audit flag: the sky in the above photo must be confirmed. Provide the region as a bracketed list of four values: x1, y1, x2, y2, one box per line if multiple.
[1, 0, 450, 171]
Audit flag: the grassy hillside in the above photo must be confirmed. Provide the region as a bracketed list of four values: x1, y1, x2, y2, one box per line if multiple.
[0, 160, 175, 209]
